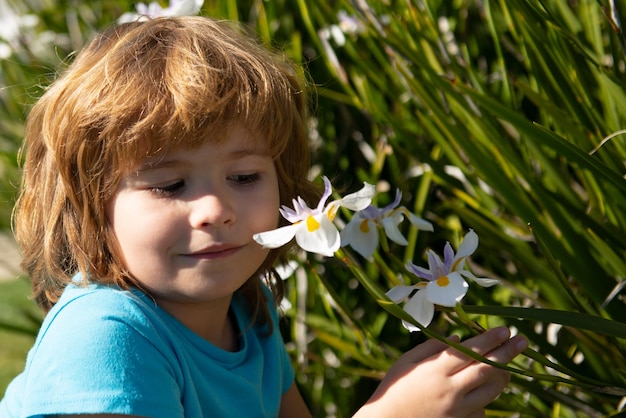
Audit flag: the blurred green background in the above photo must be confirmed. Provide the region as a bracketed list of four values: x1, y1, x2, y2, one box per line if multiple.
[1, 0, 625, 416]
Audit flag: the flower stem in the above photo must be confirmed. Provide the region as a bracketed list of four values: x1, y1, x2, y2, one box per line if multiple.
[453, 303, 485, 335]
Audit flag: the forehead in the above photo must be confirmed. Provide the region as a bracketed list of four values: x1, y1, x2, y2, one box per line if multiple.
[123, 125, 273, 172]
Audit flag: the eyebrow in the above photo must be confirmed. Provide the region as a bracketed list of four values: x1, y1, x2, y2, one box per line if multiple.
[133, 147, 272, 174]
[134, 159, 182, 174]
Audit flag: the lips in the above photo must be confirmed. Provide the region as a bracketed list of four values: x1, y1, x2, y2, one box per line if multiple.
[183, 244, 243, 260]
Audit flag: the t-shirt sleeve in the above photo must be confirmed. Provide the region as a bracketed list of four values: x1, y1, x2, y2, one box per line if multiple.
[19, 290, 185, 418]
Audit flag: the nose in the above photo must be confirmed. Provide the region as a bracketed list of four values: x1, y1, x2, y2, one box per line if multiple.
[189, 192, 236, 228]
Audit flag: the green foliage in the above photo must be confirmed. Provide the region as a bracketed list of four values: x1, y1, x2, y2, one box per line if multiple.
[0, 278, 41, 393]
[285, 0, 626, 416]
[0, 0, 625, 416]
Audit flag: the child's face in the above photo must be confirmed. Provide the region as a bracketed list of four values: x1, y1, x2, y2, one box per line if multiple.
[106, 126, 280, 310]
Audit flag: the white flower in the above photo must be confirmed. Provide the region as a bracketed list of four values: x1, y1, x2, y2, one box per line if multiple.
[386, 272, 468, 332]
[118, 0, 204, 23]
[340, 189, 433, 258]
[386, 229, 497, 332]
[406, 229, 499, 287]
[254, 176, 375, 257]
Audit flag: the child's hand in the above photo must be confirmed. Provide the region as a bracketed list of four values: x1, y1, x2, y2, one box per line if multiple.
[355, 326, 528, 418]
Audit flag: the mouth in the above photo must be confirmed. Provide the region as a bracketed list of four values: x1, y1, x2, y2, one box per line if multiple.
[183, 244, 243, 260]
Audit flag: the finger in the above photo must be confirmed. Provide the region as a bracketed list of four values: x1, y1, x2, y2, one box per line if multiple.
[454, 335, 525, 405]
[462, 367, 511, 411]
[398, 335, 461, 366]
[444, 327, 514, 373]
[483, 334, 528, 365]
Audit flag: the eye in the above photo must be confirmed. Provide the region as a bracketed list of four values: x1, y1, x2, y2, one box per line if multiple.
[150, 180, 185, 196]
[228, 173, 260, 185]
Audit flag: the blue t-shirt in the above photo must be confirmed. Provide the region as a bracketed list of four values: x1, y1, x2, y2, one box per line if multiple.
[0, 281, 294, 418]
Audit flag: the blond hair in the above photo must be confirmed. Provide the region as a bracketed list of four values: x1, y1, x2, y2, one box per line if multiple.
[14, 16, 319, 327]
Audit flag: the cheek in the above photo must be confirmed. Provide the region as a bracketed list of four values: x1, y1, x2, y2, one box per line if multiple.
[252, 198, 280, 232]
[268, 177, 281, 228]
[249, 182, 280, 232]
[106, 192, 173, 257]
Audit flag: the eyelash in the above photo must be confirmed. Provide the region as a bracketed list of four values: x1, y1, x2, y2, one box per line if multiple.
[150, 181, 185, 197]
[148, 174, 260, 197]
[228, 173, 261, 185]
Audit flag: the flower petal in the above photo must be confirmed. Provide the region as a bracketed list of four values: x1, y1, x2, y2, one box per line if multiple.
[456, 229, 478, 259]
[316, 176, 334, 212]
[470, 276, 500, 287]
[294, 215, 340, 256]
[406, 211, 434, 232]
[443, 242, 455, 271]
[426, 249, 447, 279]
[340, 218, 379, 258]
[333, 182, 375, 211]
[253, 224, 298, 248]
[385, 285, 415, 303]
[279, 204, 301, 223]
[381, 216, 409, 245]
[425, 272, 468, 307]
[381, 189, 402, 212]
[339, 217, 359, 247]
[402, 290, 435, 331]
[405, 261, 434, 281]
[460, 270, 499, 287]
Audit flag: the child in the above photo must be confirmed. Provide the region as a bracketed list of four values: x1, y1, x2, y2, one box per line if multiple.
[0, 16, 527, 417]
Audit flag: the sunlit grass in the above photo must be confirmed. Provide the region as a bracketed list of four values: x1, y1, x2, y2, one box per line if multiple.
[0, 278, 40, 394]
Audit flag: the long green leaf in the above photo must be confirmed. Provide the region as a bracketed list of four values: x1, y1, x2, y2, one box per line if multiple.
[464, 305, 626, 339]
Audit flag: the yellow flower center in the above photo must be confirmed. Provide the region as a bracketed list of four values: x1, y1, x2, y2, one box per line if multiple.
[306, 215, 321, 232]
[436, 275, 450, 287]
[359, 219, 370, 233]
[327, 204, 338, 221]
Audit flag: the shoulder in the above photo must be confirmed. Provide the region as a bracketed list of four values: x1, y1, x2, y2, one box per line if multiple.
[43, 283, 161, 339]
[30, 283, 183, 376]
[15, 284, 185, 416]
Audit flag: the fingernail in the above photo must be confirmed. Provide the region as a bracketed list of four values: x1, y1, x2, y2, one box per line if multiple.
[498, 327, 510, 340]
[516, 336, 528, 351]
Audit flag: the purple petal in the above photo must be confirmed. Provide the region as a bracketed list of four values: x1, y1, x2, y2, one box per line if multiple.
[317, 176, 333, 212]
[405, 261, 433, 281]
